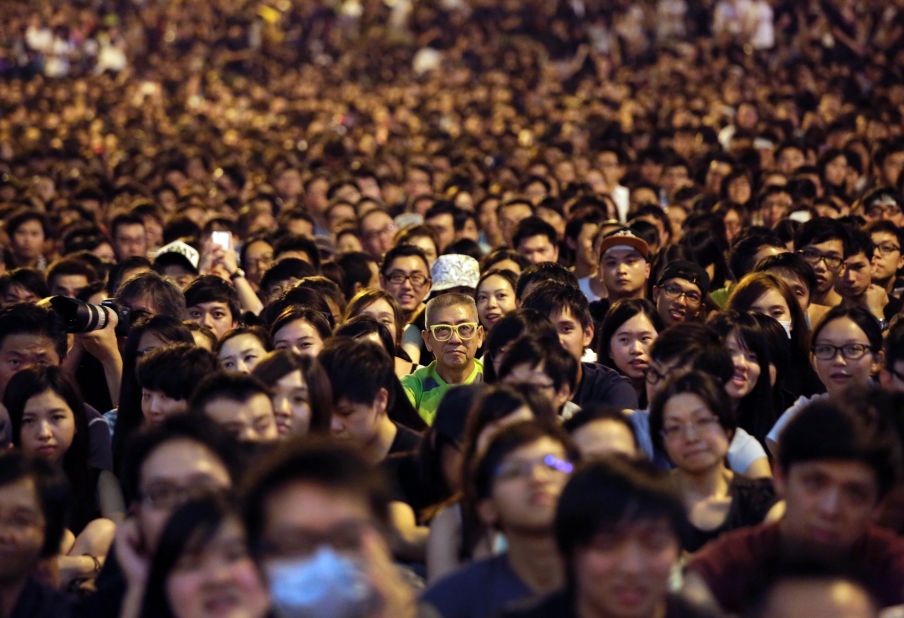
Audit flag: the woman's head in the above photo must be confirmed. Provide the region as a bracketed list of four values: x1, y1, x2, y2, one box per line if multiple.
[126, 315, 195, 366]
[728, 272, 809, 356]
[4, 366, 88, 468]
[142, 494, 269, 618]
[270, 307, 332, 358]
[707, 311, 771, 401]
[483, 308, 557, 382]
[252, 349, 332, 436]
[343, 289, 403, 346]
[476, 269, 518, 330]
[810, 306, 883, 397]
[216, 326, 271, 374]
[334, 315, 396, 356]
[649, 372, 736, 472]
[597, 299, 662, 381]
[563, 404, 639, 461]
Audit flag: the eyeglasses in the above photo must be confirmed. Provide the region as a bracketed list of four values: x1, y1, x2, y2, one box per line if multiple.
[428, 322, 479, 341]
[644, 364, 676, 386]
[385, 270, 430, 287]
[867, 204, 902, 217]
[660, 283, 702, 305]
[874, 243, 901, 256]
[811, 343, 874, 361]
[363, 224, 396, 241]
[661, 416, 721, 440]
[798, 248, 843, 271]
[495, 454, 573, 481]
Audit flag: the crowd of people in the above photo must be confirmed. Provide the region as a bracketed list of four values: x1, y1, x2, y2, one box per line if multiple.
[1, 0, 904, 616]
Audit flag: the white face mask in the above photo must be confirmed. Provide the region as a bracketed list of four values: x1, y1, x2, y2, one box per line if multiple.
[777, 318, 793, 338]
[266, 547, 375, 618]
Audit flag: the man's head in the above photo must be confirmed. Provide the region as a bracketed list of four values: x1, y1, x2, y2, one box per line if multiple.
[422, 293, 484, 374]
[190, 372, 278, 444]
[359, 208, 397, 258]
[379, 245, 432, 315]
[652, 260, 710, 326]
[729, 231, 786, 281]
[498, 335, 578, 412]
[513, 216, 559, 265]
[867, 220, 904, 287]
[7, 210, 47, 265]
[555, 458, 685, 618]
[115, 270, 187, 317]
[0, 269, 49, 307]
[757, 185, 794, 229]
[796, 218, 847, 297]
[424, 201, 458, 252]
[754, 252, 818, 313]
[835, 226, 873, 303]
[860, 187, 903, 227]
[317, 338, 394, 447]
[273, 234, 321, 271]
[0, 451, 69, 582]
[184, 275, 241, 340]
[259, 258, 317, 303]
[750, 562, 878, 618]
[0, 304, 67, 399]
[46, 257, 97, 299]
[880, 319, 904, 393]
[598, 229, 651, 301]
[521, 281, 593, 362]
[498, 199, 535, 247]
[471, 421, 575, 536]
[645, 322, 733, 407]
[137, 344, 219, 425]
[121, 414, 235, 551]
[775, 400, 901, 554]
[111, 212, 148, 261]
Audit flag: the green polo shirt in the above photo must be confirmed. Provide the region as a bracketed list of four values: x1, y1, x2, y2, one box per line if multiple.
[401, 359, 484, 425]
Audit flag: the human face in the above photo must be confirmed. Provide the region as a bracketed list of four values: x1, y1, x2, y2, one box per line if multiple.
[517, 234, 558, 265]
[272, 370, 311, 436]
[423, 303, 484, 373]
[141, 389, 188, 425]
[502, 363, 569, 411]
[483, 437, 571, 534]
[380, 256, 431, 314]
[866, 198, 904, 227]
[137, 440, 232, 550]
[137, 332, 169, 358]
[608, 313, 656, 380]
[776, 460, 879, 552]
[660, 393, 729, 473]
[114, 223, 148, 260]
[572, 519, 678, 618]
[273, 319, 324, 358]
[723, 330, 760, 399]
[203, 394, 278, 444]
[166, 517, 269, 618]
[759, 578, 877, 618]
[601, 248, 650, 300]
[778, 147, 806, 175]
[476, 274, 516, 329]
[360, 212, 396, 258]
[870, 231, 903, 283]
[327, 204, 356, 232]
[575, 223, 600, 269]
[811, 317, 879, 398]
[50, 274, 89, 299]
[773, 271, 810, 312]
[426, 214, 455, 252]
[749, 288, 792, 324]
[836, 252, 872, 301]
[330, 392, 387, 448]
[160, 265, 195, 290]
[218, 334, 267, 374]
[335, 232, 363, 254]
[0, 334, 61, 399]
[188, 302, 236, 341]
[2, 284, 39, 307]
[20, 389, 76, 464]
[761, 191, 793, 229]
[12, 220, 44, 261]
[406, 235, 438, 267]
[800, 239, 843, 295]
[360, 298, 398, 344]
[653, 278, 703, 326]
[544, 308, 590, 364]
[242, 241, 274, 287]
[0, 478, 45, 582]
[571, 419, 638, 461]
[498, 203, 533, 246]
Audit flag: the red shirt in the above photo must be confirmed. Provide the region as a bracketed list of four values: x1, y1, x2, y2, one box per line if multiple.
[687, 522, 904, 613]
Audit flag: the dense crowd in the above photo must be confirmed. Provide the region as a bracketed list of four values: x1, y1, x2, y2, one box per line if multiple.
[0, 0, 904, 617]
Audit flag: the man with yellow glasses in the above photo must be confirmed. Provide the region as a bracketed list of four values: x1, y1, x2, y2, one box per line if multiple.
[402, 293, 485, 424]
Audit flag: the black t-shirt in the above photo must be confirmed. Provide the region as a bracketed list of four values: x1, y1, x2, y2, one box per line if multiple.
[11, 577, 73, 618]
[500, 589, 722, 618]
[684, 476, 777, 553]
[572, 362, 639, 410]
[382, 423, 424, 509]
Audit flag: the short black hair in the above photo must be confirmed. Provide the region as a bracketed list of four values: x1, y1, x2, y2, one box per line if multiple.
[521, 280, 591, 329]
[513, 216, 558, 250]
[516, 263, 579, 301]
[648, 322, 734, 385]
[259, 258, 317, 297]
[498, 335, 579, 393]
[272, 234, 321, 272]
[754, 251, 818, 295]
[0, 451, 69, 558]
[729, 230, 784, 280]
[318, 337, 394, 405]
[0, 303, 67, 362]
[242, 437, 392, 552]
[184, 275, 241, 322]
[137, 343, 219, 400]
[886, 318, 904, 370]
[335, 251, 378, 300]
[6, 208, 49, 238]
[110, 212, 146, 236]
[190, 371, 271, 412]
[380, 244, 430, 276]
[481, 248, 529, 274]
[649, 371, 736, 454]
[555, 458, 685, 586]
[120, 414, 237, 506]
[47, 256, 98, 287]
[795, 217, 845, 249]
[116, 271, 188, 319]
[778, 399, 901, 499]
[562, 404, 639, 450]
[0, 268, 49, 300]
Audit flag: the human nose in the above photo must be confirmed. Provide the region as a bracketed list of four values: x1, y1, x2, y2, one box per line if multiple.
[617, 540, 646, 574]
[815, 487, 841, 516]
[628, 338, 643, 355]
[201, 313, 216, 331]
[36, 420, 52, 440]
[330, 416, 344, 435]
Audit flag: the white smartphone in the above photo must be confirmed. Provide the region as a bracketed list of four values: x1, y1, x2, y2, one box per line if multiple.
[211, 231, 232, 250]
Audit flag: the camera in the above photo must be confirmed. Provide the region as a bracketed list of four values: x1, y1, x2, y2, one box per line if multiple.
[48, 296, 133, 338]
